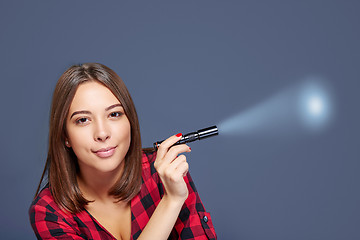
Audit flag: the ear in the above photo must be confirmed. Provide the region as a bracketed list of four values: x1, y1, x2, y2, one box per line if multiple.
[65, 139, 71, 148]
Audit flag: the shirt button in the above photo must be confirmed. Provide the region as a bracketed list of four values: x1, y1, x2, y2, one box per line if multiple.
[203, 215, 208, 223]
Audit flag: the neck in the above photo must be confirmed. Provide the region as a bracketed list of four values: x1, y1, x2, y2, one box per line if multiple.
[77, 162, 125, 203]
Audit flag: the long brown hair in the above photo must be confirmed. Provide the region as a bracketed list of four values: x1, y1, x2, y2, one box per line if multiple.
[35, 63, 143, 213]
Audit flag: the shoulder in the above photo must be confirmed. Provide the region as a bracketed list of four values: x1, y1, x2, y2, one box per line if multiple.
[29, 185, 72, 223]
[29, 185, 80, 238]
[29, 186, 103, 239]
[30, 185, 63, 215]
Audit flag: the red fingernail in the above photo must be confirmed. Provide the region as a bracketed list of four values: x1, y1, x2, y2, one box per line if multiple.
[176, 133, 182, 137]
[189, 147, 191, 151]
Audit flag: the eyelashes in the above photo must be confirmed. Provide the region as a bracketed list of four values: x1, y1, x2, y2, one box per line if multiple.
[109, 111, 123, 118]
[75, 117, 89, 125]
[74, 111, 124, 125]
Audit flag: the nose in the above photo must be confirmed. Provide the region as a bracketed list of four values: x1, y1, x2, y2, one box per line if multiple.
[94, 120, 110, 142]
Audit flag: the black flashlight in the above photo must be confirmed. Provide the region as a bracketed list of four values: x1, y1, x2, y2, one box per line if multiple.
[153, 125, 218, 150]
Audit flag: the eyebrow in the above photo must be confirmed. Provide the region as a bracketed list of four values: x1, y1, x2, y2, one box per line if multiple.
[70, 103, 123, 119]
[105, 103, 122, 111]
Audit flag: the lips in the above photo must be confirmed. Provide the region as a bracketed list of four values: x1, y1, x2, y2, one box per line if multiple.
[92, 146, 116, 158]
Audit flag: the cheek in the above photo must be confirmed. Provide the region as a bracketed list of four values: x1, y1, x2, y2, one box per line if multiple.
[67, 126, 90, 150]
[119, 120, 132, 145]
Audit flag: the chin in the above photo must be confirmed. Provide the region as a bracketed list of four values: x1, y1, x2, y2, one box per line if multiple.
[94, 158, 125, 174]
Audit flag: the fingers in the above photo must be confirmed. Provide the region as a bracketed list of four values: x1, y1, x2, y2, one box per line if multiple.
[157, 154, 190, 202]
[154, 133, 191, 202]
[155, 145, 189, 170]
[173, 156, 189, 178]
[160, 155, 189, 181]
[167, 155, 189, 176]
[155, 144, 190, 171]
[154, 133, 191, 179]
[156, 133, 183, 159]
[166, 144, 191, 162]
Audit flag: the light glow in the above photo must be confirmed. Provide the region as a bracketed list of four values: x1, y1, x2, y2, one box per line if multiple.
[308, 96, 323, 116]
[299, 79, 332, 130]
[218, 77, 334, 136]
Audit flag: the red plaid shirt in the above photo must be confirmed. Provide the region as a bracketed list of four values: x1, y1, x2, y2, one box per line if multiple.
[29, 151, 217, 239]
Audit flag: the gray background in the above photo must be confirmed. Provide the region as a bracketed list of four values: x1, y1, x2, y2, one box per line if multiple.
[1, 1, 359, 239]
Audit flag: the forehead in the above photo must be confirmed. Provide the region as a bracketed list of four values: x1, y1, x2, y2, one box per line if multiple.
[69, 81, 120, 110]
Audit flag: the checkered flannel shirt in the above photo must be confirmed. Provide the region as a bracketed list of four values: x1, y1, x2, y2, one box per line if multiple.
[29, 151, 217, 239]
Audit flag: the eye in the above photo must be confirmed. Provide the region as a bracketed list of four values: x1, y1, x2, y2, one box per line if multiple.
[75, 117, 89, 125]
[109, 111, 123, 118]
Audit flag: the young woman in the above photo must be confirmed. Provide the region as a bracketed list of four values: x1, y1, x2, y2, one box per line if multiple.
[29, 63, 217, 240]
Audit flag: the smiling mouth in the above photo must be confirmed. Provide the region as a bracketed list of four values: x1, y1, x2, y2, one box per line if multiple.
[92, 146, 117, 158]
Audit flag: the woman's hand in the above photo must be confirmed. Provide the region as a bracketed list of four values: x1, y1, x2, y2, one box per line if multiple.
[154, 133, 191, 204]
[137, 134, 191, 239]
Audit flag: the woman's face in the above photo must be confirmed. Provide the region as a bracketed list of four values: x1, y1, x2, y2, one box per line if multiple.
[65, 81, 131, 175]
